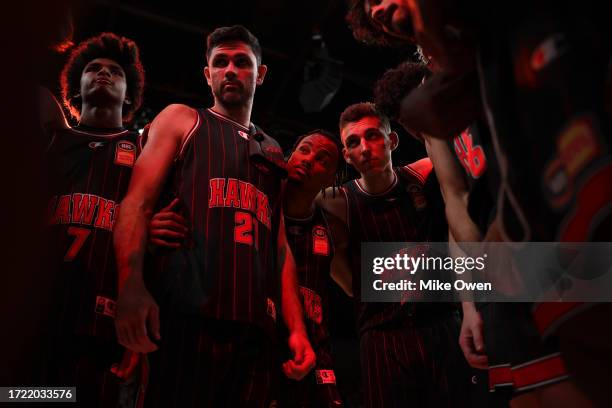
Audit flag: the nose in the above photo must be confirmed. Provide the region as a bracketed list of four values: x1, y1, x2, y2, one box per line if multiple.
[360, 139, 371, 156]
[301, 155, 314, 169]
[224, 62, 237, 78]
[97, 65, 111, 77]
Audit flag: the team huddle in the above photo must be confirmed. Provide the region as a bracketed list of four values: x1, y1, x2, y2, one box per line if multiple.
[40, 1, 611, 407]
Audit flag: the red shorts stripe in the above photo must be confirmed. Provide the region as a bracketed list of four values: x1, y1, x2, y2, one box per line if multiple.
[489, 364, 513, 390]
[512, 353, 569, 391]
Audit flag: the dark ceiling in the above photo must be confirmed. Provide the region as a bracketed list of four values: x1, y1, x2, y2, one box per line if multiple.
[43, 0, 425, 163]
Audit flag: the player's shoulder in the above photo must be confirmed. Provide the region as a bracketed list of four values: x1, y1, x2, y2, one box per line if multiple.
[398, 157, 434, 184]
[316, 187, 347, 224]
[149, 104, 199, 145]
[156, 103, 199, 122]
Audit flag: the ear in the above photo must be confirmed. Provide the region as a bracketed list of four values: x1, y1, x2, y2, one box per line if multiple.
[389, 131, 399, 151]
[256, 64, 268, 86]
[203, 66, 212, 87]
[342, 147, 351, 165]
[123, 98, 132, 106]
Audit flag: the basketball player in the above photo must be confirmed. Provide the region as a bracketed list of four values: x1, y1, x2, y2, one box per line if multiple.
[351, 2, 612, 405]
[113, 25, 315, 407]
[43, 32, 145, 407]
[281, 130, 351, 408]
[318, 102, 470, 407]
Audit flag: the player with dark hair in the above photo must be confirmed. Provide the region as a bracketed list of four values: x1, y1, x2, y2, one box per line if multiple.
[318, 102, 470, 407]
[356, 2, 612, 405]
[280, 130, 352, 408]
[42, 32, 145, 407]
[113, 25, 315, 407]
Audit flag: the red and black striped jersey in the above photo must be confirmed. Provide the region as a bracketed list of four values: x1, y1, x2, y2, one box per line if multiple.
[343, 161, 447, 333]
[148, 108, 284, 337]
[45, 125, 139, 340]
[284, 206, 334, 349]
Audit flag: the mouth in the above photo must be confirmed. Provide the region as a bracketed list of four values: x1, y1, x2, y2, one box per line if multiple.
[222, 82, 242, 91]
[294, 166, 309, 177]
[94, 78, 112, 86]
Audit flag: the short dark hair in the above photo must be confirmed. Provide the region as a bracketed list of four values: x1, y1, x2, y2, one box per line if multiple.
[206, 25, 262, 65]
[373, 61, 430, 121]
[60, 32, 145, 122]
[291, 129, 346, 192]
[339, 102, 392, 136]
[346, 0, 407, 48]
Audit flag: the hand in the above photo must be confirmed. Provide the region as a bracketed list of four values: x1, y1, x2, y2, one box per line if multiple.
[282, 331, 316, 380]
[459, 305, 488, 369]
[115, 280, 160, 353]
[398, 70, 480, 140]
[148, 198, 188, 249]
[110, 349, 141, 380]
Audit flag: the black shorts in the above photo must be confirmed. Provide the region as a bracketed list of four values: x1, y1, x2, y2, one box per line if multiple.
[145, 314, 276, 408]
[41, 334, 122, 408]
[278, 339, 342, 408]
[482, 303, 569, 394]
[359, 310, 470, 408]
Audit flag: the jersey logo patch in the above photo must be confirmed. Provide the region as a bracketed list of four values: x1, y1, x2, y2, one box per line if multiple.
[95, 296, 116, 318]
[238, 130, 249, 140]
[543, 115, 604, 209]
[89, 141, 106, 149]
[266, 297, 277, 322]
[453, 129, 486, 179]
[315, 369, 337, 385]
[312, 225, 330, 256]
[406, 184, 427, 210]
[115, 140, 136, 167]
[299, 286, 322, 324]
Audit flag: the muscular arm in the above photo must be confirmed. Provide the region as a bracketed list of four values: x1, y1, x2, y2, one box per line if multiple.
[325, 209, 353, 297]
[113, 104, 197, 352]
[279, 213, 316, 379]
[424, 135, 482, 242]
[38, 87, 68, 137]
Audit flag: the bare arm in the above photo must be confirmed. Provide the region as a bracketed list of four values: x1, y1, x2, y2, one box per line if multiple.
[113, 104, 197, 353]
[424, 135, 482, 242]
[279, 213, 316, 379]
[325, 209, 353, 297]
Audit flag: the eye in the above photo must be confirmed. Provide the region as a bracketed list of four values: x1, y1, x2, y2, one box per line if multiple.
[213, 57, 228, 67]
[111, 67, 124, 76]
[366, 131, 382, 140]
[85, 64, 100, 72]
[235, 57, 251, 68]
[298, 145, 310, 154]
[345, 137, 359, 148]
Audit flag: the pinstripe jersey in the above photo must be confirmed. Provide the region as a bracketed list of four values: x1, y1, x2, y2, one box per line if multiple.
[46, 125, 139, 340]
[285, 207, 334, 349]
[148, 108, 283, 337]
[343, 162, 447, 333]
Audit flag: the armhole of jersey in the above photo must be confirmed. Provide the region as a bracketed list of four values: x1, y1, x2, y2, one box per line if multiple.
[402, 158, 432, 185]
[45, 131, 57, 153]
[341, 186, 350, 232]
[176, 109, 202, 161]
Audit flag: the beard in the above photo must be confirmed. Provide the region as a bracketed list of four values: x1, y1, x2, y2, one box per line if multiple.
[214, 81, 253, 108]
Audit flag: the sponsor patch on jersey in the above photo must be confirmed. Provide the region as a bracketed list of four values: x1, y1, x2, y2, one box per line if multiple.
[299, 286, 323, 324]
[115, 140, 136, 167]
[238, 130, 249, 140]
[530, 33, 567, 72]
[95, 296, 116, 318]
[544, 116, 603, 209]
[88, 141, 106, 149]
[266, 297, 277, 322]
[312, 225, 330, 256]
[407, 184, 427, 210]
[315, 369, 337, 385]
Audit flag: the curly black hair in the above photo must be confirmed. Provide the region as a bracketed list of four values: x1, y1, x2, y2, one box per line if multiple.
[345, 0, 409, 48]
[60, 32, 145, 122]
[373, 61, 430, 121]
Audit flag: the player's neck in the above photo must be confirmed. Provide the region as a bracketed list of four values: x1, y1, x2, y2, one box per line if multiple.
[79, 105, 123, 129]
[283, 184, 316, 218]
[211, 101, 252, 129]
[359, 165, 395, 194]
